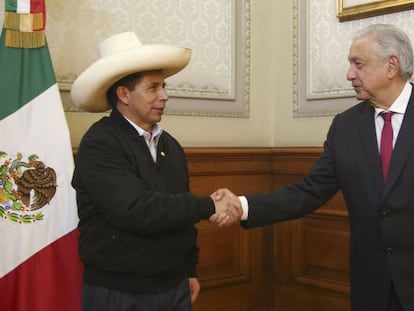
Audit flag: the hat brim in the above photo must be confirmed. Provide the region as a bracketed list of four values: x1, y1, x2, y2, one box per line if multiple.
[70, 44, 191, 112]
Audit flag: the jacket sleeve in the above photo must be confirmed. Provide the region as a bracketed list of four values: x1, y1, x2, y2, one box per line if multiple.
[242, 116, 341, 229]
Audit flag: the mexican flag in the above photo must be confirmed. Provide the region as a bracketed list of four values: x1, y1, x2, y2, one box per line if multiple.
[0, 1, 82, 310]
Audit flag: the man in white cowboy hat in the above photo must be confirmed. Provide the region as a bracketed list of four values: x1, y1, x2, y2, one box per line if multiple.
[71, 32, 241, 310]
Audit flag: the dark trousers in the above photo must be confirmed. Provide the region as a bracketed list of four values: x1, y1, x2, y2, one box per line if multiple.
[82, 279, 192, 311]
[387, 282, 404, 311]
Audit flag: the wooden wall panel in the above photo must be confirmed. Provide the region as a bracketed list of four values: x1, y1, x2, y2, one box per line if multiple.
[185, 148, 274, 311]
[196, 222, 250, 288]
[186, 147, 351, 311]
[292, 215, 350, 290]
[272, 148, 350, 311]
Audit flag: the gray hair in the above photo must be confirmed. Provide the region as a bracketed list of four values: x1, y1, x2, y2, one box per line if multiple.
[353, 24, 413, 80]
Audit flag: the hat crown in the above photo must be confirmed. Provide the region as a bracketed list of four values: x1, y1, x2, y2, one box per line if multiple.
[72, 32, 191, 112]
[99, 32, 143, 57]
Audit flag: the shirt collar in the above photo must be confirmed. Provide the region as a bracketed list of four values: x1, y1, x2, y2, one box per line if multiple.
[375, 82, 412, 118]
[122, 115, 163, 140]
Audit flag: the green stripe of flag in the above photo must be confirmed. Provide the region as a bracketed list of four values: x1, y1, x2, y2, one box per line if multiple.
[5, 0, 18, 12]
[0, 31, 56, 120]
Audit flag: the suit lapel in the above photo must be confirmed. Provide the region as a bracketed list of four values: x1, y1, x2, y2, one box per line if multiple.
[383, 92, 414, 195]
[357, 103, 383, 192]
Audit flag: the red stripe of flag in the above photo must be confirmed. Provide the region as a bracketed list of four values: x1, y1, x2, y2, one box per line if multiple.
[30, 0, 45, 13]
[0, 229, 83, 311]
[30, 0, 46, 30]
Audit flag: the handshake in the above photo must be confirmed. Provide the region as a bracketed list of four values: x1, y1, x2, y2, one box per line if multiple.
[209, 188, 243, 227]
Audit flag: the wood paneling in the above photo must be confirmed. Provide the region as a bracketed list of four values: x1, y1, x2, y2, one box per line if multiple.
[185, 148, 274, 311]
[271, 148, 350, 311]
[186, 147, 350, 311]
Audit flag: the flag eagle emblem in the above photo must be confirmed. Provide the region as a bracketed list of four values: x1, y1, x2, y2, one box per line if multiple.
[0, 151, 57, 223]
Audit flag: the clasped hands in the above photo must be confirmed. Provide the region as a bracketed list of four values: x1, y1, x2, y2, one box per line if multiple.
[209, 188, 242, 227]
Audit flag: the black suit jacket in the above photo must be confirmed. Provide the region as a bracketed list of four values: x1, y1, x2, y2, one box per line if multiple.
[243, 90, 414, 311]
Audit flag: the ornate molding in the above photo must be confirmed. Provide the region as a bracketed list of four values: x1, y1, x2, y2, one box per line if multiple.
[292, 0, 414, 117]
[39, 0, 251, 117]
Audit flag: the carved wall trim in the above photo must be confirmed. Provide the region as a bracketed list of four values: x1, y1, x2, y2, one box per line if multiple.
[293, 0, 414, 117]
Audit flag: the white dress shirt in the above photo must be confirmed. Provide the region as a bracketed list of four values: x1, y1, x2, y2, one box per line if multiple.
[123, 116, 162, 162]
[374, 82, 411, 151]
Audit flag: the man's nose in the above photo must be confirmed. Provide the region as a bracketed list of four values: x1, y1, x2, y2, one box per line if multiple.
[346, 66, 355, 81]
[159, 88, 168, 100]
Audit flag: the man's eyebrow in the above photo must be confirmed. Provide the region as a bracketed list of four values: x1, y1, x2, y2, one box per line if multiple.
[143, 81, 167, 88]
[348, 56, 362, 62]
[144, 81, 159, 86]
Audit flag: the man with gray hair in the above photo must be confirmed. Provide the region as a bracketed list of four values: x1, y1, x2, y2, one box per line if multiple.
[213, 24, 414, 311]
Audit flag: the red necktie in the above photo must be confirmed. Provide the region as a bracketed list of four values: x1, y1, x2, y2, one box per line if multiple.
[380, 112, 394, 181]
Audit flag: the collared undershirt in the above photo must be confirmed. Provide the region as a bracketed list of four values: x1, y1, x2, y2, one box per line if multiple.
[374, 81, 411, 151]
[123, 116, 163, 162]
[239, 81, 412, 221]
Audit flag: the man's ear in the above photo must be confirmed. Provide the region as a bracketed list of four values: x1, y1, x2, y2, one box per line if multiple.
[116, 86, 129, 104]
[386, 55, 400, 78]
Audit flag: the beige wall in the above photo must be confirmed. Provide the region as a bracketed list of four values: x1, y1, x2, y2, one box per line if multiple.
[65, 1, 334, 148]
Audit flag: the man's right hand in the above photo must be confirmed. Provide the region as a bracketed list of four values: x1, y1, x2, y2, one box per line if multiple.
[209, 188, 242, 227]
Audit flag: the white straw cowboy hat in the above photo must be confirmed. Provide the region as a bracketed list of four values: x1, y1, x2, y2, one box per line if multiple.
[70, 32, 192, 112]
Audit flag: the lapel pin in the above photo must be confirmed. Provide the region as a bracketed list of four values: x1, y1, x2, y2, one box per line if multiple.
[160, 152, 166, 157]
